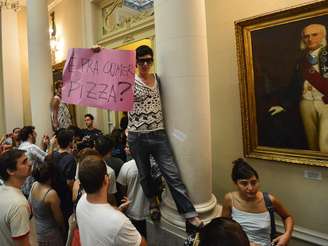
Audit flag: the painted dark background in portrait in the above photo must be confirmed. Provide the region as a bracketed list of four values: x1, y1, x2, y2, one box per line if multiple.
[251, 15, 328, 149]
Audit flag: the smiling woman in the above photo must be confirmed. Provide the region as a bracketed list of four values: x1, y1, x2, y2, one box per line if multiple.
[221, 159, 294, 246]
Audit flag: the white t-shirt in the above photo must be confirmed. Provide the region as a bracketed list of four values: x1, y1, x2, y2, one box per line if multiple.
[75, 163, 117, 194]
[117, 160, 149, 220]
[19, 141, 47, 162]
[76, 194, 141, 246]
[0, 185, 32, 246]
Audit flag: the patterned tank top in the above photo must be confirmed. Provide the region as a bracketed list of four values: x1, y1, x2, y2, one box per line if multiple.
[128, 74, 164, 132]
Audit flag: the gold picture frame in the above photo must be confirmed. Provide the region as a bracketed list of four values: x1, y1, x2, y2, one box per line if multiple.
[235, 1, 328, 167]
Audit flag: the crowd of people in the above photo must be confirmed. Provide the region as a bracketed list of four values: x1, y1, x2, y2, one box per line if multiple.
[0, 45, 294, 246]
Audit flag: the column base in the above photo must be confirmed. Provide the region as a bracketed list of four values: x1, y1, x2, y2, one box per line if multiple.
[147, 201, 222, 246]
[160, 189, 221, 227]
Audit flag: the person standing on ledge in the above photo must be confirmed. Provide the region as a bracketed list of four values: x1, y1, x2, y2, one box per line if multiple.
[50, 80, 72, 131]
[127, 45, 203, 234]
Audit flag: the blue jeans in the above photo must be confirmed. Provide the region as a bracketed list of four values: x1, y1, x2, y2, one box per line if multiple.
[128, 129, 197, 219]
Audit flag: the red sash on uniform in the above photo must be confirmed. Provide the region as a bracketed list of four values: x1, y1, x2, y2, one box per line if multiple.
[302, 59, 328, 103]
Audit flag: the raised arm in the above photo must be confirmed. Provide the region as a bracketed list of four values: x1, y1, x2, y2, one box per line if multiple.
[51, 97, 60, 130]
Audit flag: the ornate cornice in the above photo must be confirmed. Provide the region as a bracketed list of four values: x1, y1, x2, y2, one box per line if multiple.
[48, 0, 64, 11]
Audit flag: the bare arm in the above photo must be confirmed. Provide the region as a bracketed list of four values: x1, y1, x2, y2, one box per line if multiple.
[67, 179, 75, 192]
[271, 194, 294, 246]
[72, 179, 81, 203]
[13, 236, 30, 246]
[140, 237, 147, 246]
[0, 135, 6, 144]
[47, 190, 66, 234]
[51, 97, 60, 129]
[221, 193, 232, 218]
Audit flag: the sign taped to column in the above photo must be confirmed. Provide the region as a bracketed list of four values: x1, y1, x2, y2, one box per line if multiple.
[62, 48, 135, 111]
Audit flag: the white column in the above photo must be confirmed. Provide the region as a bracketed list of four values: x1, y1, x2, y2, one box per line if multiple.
[82, 0, 98, 48]
[79, 0, 106, 131]
[154, 0, 219, 227]
[1, 9, 24, 133]
[0, 10, 5, 135]
[26, 0, 53, 141]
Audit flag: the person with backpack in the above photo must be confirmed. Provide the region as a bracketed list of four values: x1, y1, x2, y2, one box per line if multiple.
[221, 159, 294, 246]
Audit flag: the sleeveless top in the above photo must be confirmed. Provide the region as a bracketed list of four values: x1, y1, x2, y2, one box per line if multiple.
[230, 193, 271, 246]
[29, 184, 59, 235]
[51, 96, 72, 130]
[128, 74, 164, 132]
[57, 102, 72, 128]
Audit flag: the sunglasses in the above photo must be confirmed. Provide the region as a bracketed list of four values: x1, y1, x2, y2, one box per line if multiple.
[137, 58, 153, 65]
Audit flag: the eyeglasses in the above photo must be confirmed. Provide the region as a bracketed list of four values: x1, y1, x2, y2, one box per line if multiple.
[137, 58, 153, 65]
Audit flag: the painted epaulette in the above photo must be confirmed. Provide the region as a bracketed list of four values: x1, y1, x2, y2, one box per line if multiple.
[319, 47, 328, 78]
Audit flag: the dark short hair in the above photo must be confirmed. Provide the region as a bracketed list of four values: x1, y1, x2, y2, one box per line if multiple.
[79, 155, 106, 194]
[57, 129, 74, 149]
[12, 127, 20, 133]
[54, 80, 63, 90]
[0, 149, 26, 181]
[199, 217, 250, 246]
[19, 126, 35, 142]
[231, 158, 259, 183]
[84, 114, 94, 121]
[32, 157, 54, 183]
[95, 135, 115, 156]
[111, 128, 123, 145]
[77, 148, 99, 163]
[136, 45, 153, 59]
[67, 125, 83, 140]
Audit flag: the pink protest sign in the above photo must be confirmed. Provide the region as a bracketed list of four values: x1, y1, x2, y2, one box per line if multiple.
[62, 48, 135, 111]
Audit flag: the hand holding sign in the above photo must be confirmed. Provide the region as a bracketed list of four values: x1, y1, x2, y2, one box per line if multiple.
[62, 48, 135, 111]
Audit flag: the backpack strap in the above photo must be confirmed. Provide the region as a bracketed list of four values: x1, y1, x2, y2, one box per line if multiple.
[263, 192, 276, 241]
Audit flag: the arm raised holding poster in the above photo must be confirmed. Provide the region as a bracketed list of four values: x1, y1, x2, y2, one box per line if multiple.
[62, 48, 136, 111]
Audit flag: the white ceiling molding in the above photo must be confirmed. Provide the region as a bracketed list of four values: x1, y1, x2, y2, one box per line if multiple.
[48, 0, 64, 11]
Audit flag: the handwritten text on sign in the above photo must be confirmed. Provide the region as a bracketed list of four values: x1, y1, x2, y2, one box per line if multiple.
[62, 48, 135, 111]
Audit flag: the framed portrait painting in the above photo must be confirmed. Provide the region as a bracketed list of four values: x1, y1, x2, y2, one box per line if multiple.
[235, 1, 328, 167]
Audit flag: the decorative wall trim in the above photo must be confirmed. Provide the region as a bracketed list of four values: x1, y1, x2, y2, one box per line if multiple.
[97, 3, 154, 49]
[276, 221, 328, 245]
[98, 14, 153, 45]
[101, 3, 153, 34]
[48, 0, 64, 11]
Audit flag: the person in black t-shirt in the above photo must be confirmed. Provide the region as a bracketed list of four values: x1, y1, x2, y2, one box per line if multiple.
[79, 114, 102, 149]
[52, 129, 77, 238]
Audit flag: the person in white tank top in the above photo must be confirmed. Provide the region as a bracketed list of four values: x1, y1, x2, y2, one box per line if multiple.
[221, 159, 294, 246]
